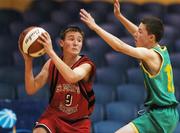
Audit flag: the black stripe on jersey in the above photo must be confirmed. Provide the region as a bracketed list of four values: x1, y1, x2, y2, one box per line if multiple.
[49, 64, 58, 103]
[78, 82, 95, 109]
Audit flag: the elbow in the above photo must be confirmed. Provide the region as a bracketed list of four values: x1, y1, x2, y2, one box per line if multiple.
[26, 90, 34, 95]
[113, 45, 122, 52]
[25, 87, 36, 95]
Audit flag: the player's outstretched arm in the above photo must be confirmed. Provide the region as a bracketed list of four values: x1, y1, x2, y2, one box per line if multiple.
[113, 0, 138, 36]
[80, 9, 154, 62]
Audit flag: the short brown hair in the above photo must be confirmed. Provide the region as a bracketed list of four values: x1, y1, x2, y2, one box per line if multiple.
[141, 16, 164, 42]
[60, 25, 84, 40]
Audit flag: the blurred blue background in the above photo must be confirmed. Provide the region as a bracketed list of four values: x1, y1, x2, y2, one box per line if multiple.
[0, 0, 180, 132]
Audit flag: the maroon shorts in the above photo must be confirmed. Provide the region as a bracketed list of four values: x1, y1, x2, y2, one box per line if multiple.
[34, 112, 91, 133]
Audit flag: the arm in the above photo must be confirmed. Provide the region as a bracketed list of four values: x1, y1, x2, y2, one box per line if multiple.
[114, 0, 138, 36]
[25, 59, 50, 95]
[80, 9, 161, 75]
[19, 44, 49, 95]
[80, 9, 156, 61]
[37, 33, 92, 84]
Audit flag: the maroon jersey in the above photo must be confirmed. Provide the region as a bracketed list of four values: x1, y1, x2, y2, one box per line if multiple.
[47, 55, 96, 120]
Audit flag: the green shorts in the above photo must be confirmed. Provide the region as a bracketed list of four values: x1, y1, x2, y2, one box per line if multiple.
[131, 107, 179, 133]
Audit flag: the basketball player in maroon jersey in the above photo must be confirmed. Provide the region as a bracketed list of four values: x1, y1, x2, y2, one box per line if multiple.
[19, 26, 96, 133]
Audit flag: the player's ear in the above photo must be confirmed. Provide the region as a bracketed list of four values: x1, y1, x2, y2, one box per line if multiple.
[59, 39, 64, 47]
[149, 34, 156, 42]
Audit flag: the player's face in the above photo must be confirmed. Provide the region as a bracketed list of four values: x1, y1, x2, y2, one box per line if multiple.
[61, 31, 83, 55]
[134, 23, 152, 48]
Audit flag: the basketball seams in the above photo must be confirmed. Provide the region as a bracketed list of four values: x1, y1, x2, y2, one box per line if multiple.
[18, 26, 49, 57]
[29, 48, 45, 57]
[22, 27, 46, 54]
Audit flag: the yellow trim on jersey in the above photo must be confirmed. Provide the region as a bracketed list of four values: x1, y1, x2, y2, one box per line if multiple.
[141, 45, 165, 78]
[130, 122, 139, 133]
[161, 46, 167, 51]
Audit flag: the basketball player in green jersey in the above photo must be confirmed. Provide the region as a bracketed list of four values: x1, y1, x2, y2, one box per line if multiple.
[79, 0, 179, 132]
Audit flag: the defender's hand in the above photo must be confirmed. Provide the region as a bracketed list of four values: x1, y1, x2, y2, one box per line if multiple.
[80, 9, 97, 30]
[114, 0, 121, 18]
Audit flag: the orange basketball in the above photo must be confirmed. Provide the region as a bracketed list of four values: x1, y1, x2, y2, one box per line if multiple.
[19, 26, 48, 57]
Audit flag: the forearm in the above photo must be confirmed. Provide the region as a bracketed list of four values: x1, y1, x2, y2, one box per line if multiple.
[24, 60, 36, 95]
[116, 14, 138, 36]
[48, 50, 78, 83]
[93, 24, 129, 53]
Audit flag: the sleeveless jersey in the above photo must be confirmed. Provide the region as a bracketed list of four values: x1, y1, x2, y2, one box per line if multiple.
[140, 45, 178, 107]
[47, 55, 96, 120]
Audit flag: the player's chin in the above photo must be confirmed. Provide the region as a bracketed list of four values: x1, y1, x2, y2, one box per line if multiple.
[71, 51, 80, 56]
[72, 49, 81, 53]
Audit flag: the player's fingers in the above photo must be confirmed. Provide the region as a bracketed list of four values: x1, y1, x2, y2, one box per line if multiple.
[45, 32, 51, 39]
[38, 34, 47, 43]
[79, 12, 87, 20]
[80, 9, 90, 18]
[37, 38, 44, 46]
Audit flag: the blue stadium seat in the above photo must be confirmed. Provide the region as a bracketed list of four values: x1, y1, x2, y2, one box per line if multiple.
[88, 1, 112, 14]
[170, 53, 180, 69]
[167, 4, 180, 14]
[119, 2, 139, 24]
[105, 51, 135, 73]
[9, 129, 31, 133]
[100, 23, 123, 37]
[0, 99, 14, 109]
[86, 37, 111, 54]
[17, 83, 49, 101]
[175, 87, 180, 102]
[0, 128, 32, 133]
[0, 83, 16, 99]
[90, 103, 105, 123]
[9, 21, 28, 40]
[164, 25, 178, 41]
[105, 101, 138, 123]
[0, 35, 16, 67]
[116, 84, 146, 106]
[174, 39, 180, 52]
[85, 37, 111, 67]
[14, 100, 48, 129]
[96, 67, 125, 87]
[164, 13, 180, 30]
[50, 10, 71, 27]
[173, 69, 180, 89]
[39, 22, 60, 39]
[0, 99, 48, 130]
[93, 83, 115, 105]
[81, 50, 103, 68]
[87, 1, 109, 24]
[174, 122, 180, 133]
[22, 10, 45, 25]
[140, 3, 165, 18]
[127, 67, 144, 85]
[107, 12, 122, 27]
[0, 9, 22, 35]
[30, 0, 59, 14]
[59, 1, 85, 23]
[137, 11, 163, 22]
[13, 51, 46, 68]
[93, 120, 124, 133]
[0, 66, 24, 86]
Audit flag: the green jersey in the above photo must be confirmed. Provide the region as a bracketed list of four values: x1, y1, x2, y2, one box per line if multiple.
[132, 45, 179, 133]
[140, 45, 178, 107]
